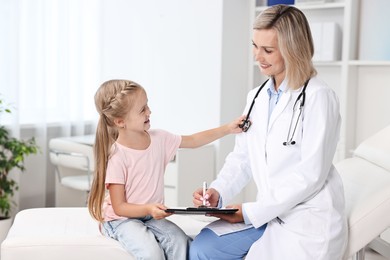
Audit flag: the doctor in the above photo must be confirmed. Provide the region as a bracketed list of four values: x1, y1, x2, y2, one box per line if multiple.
[190, 4, 347, 260]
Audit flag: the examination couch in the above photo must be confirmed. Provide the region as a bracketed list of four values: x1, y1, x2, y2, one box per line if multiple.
[337, 125, 390, 259]
[0, 207, 211, 260]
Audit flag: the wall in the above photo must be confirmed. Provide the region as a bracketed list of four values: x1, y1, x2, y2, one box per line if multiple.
[219, 0, 252, 150]
[218, 0, 252, 202]
[100, 0, 223, 135]
[358, 0, 390, 61]
[354, 65, 390, 145]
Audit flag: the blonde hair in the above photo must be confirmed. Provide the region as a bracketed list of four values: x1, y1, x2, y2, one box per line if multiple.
[88, 79, 144, 222]
[254, 4, 317, 89]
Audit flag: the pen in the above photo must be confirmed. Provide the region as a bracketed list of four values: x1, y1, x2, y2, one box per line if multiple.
[202, 181, 207, 206]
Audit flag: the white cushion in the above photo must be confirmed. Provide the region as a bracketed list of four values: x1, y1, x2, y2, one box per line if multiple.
[1, 208, 210, 260]
[1, 208, 131, 260]
[354, 125, 390, 172]
[337, 154, 390, 258]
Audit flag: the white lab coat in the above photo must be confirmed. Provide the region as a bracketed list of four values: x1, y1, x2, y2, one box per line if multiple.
[210, 77, 348, 259]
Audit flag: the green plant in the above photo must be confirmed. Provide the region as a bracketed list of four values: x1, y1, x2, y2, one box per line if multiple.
[0, 98, 39, 219]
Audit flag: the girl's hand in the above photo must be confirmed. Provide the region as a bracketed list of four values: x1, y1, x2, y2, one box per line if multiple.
[226, 115, 246, 134]
[192, 187, 220, 207]
[148, 203, 171, 220]
[210, 204, 244, 223]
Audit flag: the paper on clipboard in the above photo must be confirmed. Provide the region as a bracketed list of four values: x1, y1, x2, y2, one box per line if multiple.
[204, 219, 253, 236]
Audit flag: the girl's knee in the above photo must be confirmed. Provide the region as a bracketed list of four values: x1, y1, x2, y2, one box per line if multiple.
[136, 242, 164, 259]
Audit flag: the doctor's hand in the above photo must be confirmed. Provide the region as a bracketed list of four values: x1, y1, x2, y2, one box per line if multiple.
[192, 187, 220, 208]
[210, 204, 244, 223]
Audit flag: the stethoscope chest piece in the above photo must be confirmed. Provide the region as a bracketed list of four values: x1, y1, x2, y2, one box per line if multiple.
[283, 140, 296, 146]
[239, 120, 252, 133]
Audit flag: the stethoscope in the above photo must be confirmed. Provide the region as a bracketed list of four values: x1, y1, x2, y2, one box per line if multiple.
[239, 78, 310, 146]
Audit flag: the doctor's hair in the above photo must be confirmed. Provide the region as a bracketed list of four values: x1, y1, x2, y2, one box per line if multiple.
[254, 4, 317, 89]
[88, 79, 145, 222]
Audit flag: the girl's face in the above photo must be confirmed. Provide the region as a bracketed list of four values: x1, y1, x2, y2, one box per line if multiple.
[124, 90, 151, 131]
[252, 29, 285, 86]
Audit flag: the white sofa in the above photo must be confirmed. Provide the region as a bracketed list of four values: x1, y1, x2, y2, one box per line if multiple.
[1, 207, 212, 260]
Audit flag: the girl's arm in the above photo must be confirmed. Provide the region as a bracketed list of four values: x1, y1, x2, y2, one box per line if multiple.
[109, 184, 170, 220]
[180, 115, 245, 148]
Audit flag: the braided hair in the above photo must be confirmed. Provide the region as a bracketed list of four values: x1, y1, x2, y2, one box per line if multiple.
[88, 79, 144, 222]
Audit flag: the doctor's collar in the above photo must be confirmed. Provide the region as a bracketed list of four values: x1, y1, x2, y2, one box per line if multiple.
[268, 78, 288, 94]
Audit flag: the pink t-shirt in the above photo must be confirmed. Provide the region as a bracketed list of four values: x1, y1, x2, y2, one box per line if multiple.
[103, 129, 181, 221]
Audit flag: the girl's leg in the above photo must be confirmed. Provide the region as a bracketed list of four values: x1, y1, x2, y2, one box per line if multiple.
[102, 219, 165, 260]
[189, 224, 267, 260]
[146, 218, 191, 260]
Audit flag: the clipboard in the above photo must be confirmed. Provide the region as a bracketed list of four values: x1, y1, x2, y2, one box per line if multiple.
[165, 207, 238, 215]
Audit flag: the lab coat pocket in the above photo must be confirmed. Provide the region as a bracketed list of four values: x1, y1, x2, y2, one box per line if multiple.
[282, 209, 326, 237]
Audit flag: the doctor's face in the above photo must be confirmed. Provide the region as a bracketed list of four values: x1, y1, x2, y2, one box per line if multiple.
[252, 29, 285, 86]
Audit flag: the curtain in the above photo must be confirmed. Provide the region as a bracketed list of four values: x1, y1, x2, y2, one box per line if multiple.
[0, 0, 102, 214]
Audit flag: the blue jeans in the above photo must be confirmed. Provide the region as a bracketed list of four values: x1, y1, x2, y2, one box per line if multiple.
[102, 216, 191, 260]
[189, 223, 267, 260]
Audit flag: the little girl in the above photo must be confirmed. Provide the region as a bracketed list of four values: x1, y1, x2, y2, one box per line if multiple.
[88, 79, 243, 259]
